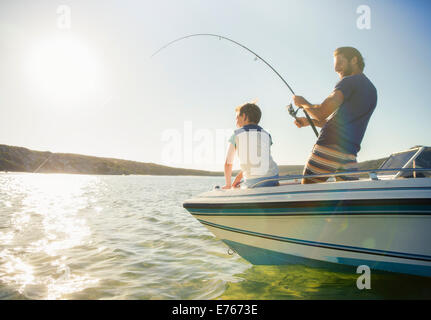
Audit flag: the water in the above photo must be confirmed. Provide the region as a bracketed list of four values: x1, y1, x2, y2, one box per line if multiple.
[1, 173, 430, 300]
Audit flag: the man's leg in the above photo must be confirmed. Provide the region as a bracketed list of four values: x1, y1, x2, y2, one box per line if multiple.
[335, 161, 359, 181]
[302, 144, 357, 184]
[302, 145, 332, 184]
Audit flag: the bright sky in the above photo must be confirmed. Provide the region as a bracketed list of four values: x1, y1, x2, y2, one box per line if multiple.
[1, 0, 430, 171]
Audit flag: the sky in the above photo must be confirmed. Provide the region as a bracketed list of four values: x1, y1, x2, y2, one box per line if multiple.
[1, 0, 430, 171]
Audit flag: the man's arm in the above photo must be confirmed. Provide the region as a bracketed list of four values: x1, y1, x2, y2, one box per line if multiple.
[294, 117, 327, 128]
[293, 90, 344, 121]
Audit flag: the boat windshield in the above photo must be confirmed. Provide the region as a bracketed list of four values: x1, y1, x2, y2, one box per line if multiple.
[378, 147, 424, 177]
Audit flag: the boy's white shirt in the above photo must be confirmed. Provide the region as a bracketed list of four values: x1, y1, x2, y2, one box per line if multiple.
[226, 126, 278, 181]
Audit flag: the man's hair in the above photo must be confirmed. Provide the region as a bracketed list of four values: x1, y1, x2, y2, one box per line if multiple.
[334, 47, 365, 71]
[235, 103, 262, 124]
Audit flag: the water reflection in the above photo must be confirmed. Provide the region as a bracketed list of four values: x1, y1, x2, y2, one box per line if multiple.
[0, 174, 99, 299]
[2, 174, 429, 300]
[218, 265, 431, 300]
[0, 174, 243, 300]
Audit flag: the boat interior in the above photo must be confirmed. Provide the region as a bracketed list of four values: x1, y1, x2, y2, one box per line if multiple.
[252, 146, 430, 188]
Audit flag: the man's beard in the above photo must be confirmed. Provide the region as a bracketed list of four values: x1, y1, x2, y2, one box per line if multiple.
[341, 63, 353, 77]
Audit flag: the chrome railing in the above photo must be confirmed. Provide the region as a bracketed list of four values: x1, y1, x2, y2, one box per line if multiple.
[248, 168, 431, 188]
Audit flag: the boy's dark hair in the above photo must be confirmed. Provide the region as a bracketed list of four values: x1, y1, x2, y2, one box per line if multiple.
[235, 103, 261, 124]
[334, 47, 365, 71]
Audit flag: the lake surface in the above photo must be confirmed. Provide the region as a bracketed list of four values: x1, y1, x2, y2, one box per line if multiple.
[1, 173, 430, 300]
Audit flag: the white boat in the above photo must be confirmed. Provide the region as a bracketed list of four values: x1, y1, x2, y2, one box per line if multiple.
[183, 146, 431, 277]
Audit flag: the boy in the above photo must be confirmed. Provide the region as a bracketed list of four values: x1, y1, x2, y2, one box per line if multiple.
[222, 103, 279, 189]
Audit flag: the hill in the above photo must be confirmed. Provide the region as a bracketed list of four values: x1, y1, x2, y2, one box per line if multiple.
[0, 144, 221, 176]
[0, 144, 429, 176]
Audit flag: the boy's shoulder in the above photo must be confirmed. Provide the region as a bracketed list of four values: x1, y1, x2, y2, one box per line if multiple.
[232, 124, 273, 146]
[234, 124, 264, 135]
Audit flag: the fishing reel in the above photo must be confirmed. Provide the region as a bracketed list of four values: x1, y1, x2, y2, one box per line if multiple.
[287, 103, 299, 120]
[286, 103, 319, 137]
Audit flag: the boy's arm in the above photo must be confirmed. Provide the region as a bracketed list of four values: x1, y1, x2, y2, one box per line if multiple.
[222, 143, 236, 189]
[232, 170, 243, 188]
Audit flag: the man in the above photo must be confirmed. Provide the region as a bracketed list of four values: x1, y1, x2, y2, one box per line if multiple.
[293, 47, 377, 183]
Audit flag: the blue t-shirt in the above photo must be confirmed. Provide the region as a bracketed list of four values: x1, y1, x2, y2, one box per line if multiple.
[317, 73, 377, 155]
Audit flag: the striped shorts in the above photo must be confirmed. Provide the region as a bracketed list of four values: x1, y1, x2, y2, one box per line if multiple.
[302, 144, 359, 184]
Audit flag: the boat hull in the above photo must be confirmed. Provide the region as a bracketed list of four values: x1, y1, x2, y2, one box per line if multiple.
[183, 179, 431, 277]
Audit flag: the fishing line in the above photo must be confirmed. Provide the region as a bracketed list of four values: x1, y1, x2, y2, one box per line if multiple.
[151, 33, 319, 137]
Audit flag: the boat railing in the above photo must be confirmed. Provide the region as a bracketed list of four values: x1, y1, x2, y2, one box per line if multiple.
[249, 167, 431, 188]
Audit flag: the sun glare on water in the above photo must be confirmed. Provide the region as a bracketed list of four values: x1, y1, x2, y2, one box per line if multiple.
[0, 174, 100, 299]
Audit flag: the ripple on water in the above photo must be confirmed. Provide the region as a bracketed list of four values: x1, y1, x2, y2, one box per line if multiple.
[3, 174, 429, 300]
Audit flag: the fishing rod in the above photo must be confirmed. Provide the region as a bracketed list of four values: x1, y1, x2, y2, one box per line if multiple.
[33, 153, 53, 173]
[151, 33, 319, 138]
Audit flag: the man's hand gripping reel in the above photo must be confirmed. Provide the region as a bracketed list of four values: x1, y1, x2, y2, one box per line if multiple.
[287, 103, 299, 120]
[286, 103, 319, 137]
